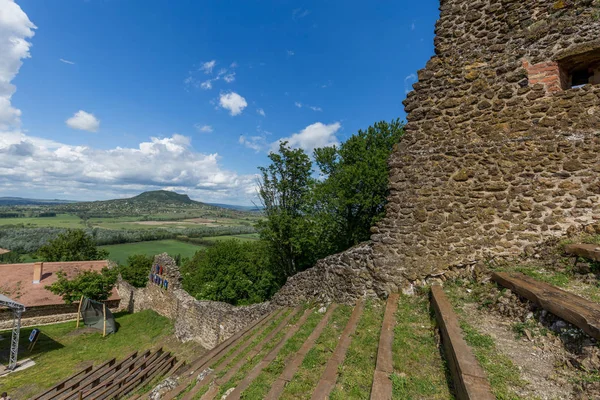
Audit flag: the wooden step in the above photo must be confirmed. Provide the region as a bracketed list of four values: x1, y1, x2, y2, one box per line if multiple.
[564, 243, 600, 262]
[179, 309, 287, 400]
[310, 300, 364, 400]
[264, 304, 338, 400]
[160, 308, 283, 400]
[49, 357, 118, 400]
[227, 308, 313, 399]
[198, 307, 303, 400]
[431, 285, 494, 400]
[370, 293, 399, 400]
[492, 271, 600, 340]
[32, 364, 94, 400]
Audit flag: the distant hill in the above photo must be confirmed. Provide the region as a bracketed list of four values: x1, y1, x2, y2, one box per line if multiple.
[0, 197, 77, 206]
[52, 190, 251, 217]
[206, 203, 263, 212]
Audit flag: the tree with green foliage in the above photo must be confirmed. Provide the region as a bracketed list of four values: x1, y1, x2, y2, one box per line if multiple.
[45, 267, 118, 303]
[120, 254, 153, 287]
[257, 141, 316, 279]
[312, 119, 404, 252]
[0, 251, 22, 264]
[38, 229, 109, 262]
[181, 240, 276, 305]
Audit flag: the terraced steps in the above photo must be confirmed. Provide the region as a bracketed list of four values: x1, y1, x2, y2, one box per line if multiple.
[133, 296, 461, 400]
[33, 349, 178, 400]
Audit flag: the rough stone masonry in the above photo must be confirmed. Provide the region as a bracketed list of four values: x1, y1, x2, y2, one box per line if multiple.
[273, 0, 600, 305]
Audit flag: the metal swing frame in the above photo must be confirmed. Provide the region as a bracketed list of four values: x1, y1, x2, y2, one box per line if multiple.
[0, 294, 25, 371]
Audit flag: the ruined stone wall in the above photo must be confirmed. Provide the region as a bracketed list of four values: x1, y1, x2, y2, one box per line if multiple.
[371, 0, 600, 289]
[117, 253, 275, 349]
[274, 0, 600, 304]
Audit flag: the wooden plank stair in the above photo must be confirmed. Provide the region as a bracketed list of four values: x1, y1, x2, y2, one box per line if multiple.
[158, 307, 284, 400]
[492, 271, 600, 340]
[310, 300, 364, 400]
[431, 285, 494, 400]
[264, 304, 338, 400]
[565, 243, 600, 262]
[197, 307, 302, 400]
[370, 293, 399, 400]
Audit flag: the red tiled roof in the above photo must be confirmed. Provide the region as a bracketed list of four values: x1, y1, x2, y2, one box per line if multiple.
[0, 260, 120, 308]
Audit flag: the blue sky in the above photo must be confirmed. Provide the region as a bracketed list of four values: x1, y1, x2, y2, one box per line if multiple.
[0, 0, 438, 205]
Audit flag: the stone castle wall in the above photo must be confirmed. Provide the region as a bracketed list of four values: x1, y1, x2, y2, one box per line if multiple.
[273, 0, 600, 304]
[117, 253, 274, 349]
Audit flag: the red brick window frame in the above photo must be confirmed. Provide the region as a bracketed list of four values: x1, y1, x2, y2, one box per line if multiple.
[523, 49, 600, 94]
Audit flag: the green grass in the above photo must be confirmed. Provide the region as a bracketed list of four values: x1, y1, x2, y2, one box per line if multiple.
[216, 308, 306, 398]
[459, 321, 526, 399]
[330, 300, 385, 400]
[391, 293, 453, 400]
[201, 233, 260, 242]
[99, 239, 206, 264]
[241, 308, 325, 399]
[0, 310, 176, 399]
[0, 213, 84, 228]
[279, 305, 353, 400]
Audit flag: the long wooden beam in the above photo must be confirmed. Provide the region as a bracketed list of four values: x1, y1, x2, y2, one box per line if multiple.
[430, 285, 494, 400]
[492, 271, 600, 340]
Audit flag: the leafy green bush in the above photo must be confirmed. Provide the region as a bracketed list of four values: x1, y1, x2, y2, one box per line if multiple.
[120, 254, 153, 287]
[38, 229, 109, 262]
[45, 267, 118, 303]
[181, 240, 277, 305]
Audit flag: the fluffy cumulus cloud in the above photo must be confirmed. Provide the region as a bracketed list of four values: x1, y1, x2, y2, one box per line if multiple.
[219, 92, 247, 116]
[271, 122, 341, 153]
[0, 0, 36, 130]
[66, 110, 100, 132]
[0, 5, 257, 203]
[0, 131, 259, 202]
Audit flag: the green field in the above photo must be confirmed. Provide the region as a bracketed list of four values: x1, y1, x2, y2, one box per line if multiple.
[0, 213, 85, 228]
[100, 239, 206, 264]
[201, 233, 260, 242]
[0, 310, 197, 400]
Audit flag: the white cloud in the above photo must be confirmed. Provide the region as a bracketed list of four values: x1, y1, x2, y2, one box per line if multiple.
[286, 50, 295, 57]
[200, 79, 213, 90]
[257, 108, 265, 117]
[271, 122, 341, 154]
[411, 22, 416, 31]
[200, 60, 216, 74]
[0, 0, 36, 131]
[230, 62, 238, 68]
[239, 135, 266, 152]
[295, 102, 322, 111]
[0, 131, 259, 203]
[65, 110, 100, 132]
[195, 124, 213, 133]
[219, 92, 247, 116]
[404, 73, 417, 94]
[59, 58, 74, 65]
[292, 8, 310, 19]
[223, 73, 235, 83]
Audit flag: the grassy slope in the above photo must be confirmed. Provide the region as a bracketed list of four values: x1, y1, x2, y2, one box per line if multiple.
[391, 293, 453, 400]
[279, 305, 353, 400]
[0, 310, 180, 399]
[99, 239, 206, 264]
[200, 233, 260, 242]
[330, 300, 385, 400]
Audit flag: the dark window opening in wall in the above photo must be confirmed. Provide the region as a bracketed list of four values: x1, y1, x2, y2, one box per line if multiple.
[558, 48, 600, 90]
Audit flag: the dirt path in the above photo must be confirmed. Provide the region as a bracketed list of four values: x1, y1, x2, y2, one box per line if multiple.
[463, 303, 575, 400]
